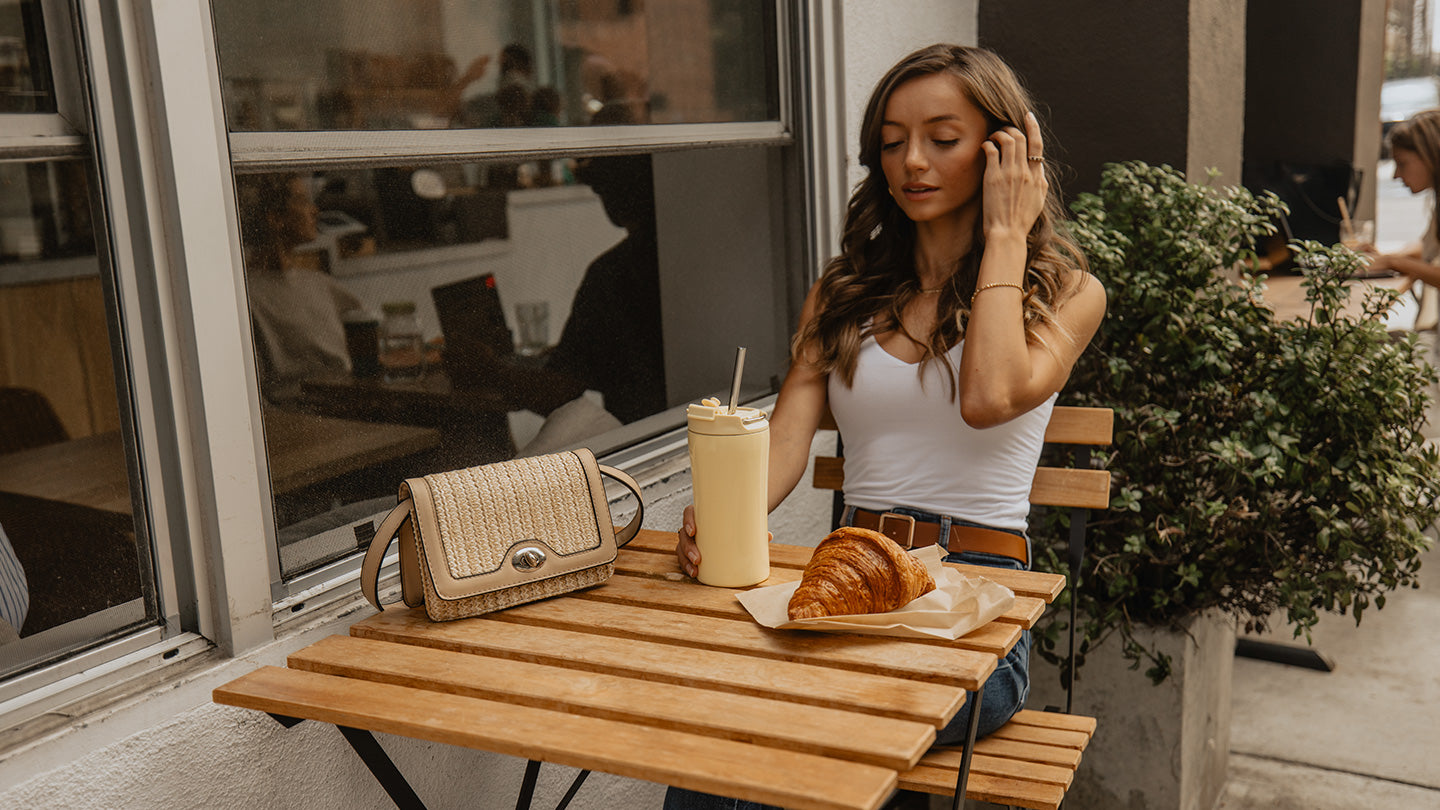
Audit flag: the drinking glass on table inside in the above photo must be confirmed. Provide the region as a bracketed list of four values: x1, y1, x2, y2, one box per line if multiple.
[380, 301, 425, 381]
[514, 301, 550, 356]
[1340, 218, 1374, 250]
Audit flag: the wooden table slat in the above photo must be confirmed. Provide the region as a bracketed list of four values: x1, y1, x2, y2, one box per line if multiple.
[946, 564, 1064, 602]
[898, 765, 1066, 810]
[1005, 596, 1046, 628]
[987, 722, 1091, 750]
[616, 535, 1066, 603]
[585, 574, 1021, 655]
[963, 738, 1082, 769]
[1007, 709, 1098, 735]
[351, 609, 966, 728]
[907, 750, 1074, 786]
[290, 635, 935, 770]
[489, 594, 996, 689]
[214, 666, 897, 810]
[623, 530, 815, 567]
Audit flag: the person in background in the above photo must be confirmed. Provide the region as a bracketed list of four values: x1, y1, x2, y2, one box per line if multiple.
[541, 153, 665, 423]
[237, 173, 364, 401]
[668, 44, 1105, 810]
[483, 152, 665, 427]
[1362, 110, 1440, 288]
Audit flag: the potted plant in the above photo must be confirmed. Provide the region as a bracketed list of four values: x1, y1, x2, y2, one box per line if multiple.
[1027, 161, 1440, 809]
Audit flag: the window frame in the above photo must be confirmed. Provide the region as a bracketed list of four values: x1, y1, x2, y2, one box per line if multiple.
[0, 0, 210, 723]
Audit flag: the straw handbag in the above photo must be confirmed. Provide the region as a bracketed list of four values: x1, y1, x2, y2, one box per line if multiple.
[361, 448, 643, 620]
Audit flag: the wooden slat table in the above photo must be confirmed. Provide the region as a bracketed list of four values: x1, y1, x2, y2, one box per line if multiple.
[214, 530, 1064, 810]
[1260, 272, 1412, 323]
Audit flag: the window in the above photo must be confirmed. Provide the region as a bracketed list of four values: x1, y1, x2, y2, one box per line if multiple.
[0, 0, 54, 114]
[213, 0, 778, 132]
[211, 1, 806, 587]
[0, 2, 159, 680]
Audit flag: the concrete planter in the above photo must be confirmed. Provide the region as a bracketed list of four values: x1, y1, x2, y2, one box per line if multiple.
[1025, 609, 1237, 810]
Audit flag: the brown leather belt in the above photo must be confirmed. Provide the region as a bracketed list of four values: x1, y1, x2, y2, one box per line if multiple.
[851, 507, 1029, 566]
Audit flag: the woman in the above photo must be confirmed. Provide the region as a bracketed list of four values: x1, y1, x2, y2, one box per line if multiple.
[1364, 110, 1440, 286]
[669, 43, 1104, 810]
[237, 173, 365, 401]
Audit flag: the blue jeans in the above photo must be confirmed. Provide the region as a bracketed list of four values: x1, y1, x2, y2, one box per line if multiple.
[664, 506, 1032, 810]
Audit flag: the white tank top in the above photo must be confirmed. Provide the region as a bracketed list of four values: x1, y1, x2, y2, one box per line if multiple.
[826, 336, 1056, 531]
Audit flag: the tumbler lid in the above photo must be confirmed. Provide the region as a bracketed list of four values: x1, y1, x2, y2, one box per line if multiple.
[686, 397, 768, 436]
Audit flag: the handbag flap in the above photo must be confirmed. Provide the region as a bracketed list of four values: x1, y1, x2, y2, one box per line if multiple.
[409, 449, 618, 601]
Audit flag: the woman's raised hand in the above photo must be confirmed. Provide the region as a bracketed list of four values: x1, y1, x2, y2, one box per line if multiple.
[980, 111, 1048, 241]
[676, 504, 700, 578]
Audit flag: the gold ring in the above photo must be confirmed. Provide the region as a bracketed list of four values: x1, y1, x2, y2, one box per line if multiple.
[1027, 156, 1044, 163]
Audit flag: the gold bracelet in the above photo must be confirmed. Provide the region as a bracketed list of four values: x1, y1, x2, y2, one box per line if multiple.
[970, 281, 1025, 307]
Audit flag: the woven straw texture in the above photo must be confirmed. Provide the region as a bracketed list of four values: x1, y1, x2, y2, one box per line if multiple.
[426, 452, 602, 580]
[415, 451, 612, 620]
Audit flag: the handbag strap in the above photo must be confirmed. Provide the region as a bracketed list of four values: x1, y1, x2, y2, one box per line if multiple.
[599, 464, 644, 547]
[361, 497, 413, 612]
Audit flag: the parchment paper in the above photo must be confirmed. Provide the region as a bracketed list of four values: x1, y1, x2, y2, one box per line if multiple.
[736, 544, 1016, 640]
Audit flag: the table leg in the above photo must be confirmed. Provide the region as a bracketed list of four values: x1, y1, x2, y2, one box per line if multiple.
[337, 725, 429, 810]
[516, 760, 542, 810]
[949, 685, 985, 810]
[555, 769, 591, 810]
[513, 760, 592, 810]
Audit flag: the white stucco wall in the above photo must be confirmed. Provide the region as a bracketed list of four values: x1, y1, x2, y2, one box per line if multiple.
[840, 1, 980, 190]
[0, 5, 981, 809]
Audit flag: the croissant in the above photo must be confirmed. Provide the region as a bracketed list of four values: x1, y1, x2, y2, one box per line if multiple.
[787, 526, 936, 620]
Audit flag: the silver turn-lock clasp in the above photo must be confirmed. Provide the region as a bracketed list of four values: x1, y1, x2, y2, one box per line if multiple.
[512, 546, 547, 571]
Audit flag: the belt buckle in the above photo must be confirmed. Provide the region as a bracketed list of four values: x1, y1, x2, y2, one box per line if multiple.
[878, 512, 916, 549]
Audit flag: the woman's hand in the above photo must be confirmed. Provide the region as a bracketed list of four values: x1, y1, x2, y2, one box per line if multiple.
[676, 504, 700, 578]
[980, 111, 1048, 242]
[1360, 247, 1394, 274]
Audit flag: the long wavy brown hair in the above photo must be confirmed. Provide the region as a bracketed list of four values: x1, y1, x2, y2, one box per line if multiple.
[796, 44, 1087, 398]
[1387, 109, 1440, 244]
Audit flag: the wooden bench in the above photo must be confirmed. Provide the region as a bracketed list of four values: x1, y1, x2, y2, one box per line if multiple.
[897, 709, 1097, 810]
[812, 405, 1113, 809]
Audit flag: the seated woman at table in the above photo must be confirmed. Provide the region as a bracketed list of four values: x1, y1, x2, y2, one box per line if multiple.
[669, 43, 1105, 810]
[237, 172, 366, 402]
[1362, 110, 1440, 285]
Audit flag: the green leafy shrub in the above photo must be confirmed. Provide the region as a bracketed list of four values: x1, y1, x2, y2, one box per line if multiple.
[1034, 161, 1440, 683]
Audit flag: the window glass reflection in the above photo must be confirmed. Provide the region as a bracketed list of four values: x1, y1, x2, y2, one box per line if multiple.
[239, 147, 786, 579]
[211, 0, 778, 132]
[0, 160, 149, 673]
[0, 0, 56, 114]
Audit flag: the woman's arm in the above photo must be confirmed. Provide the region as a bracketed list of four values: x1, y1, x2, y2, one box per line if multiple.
[1365, 247, 1440, 287]
[676, 281, 829, 576]
[765, 288, 829, 511]
[959, 113, 1107, 428]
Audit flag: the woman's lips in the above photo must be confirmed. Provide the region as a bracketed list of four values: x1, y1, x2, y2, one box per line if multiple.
[902, 185, 937, 200]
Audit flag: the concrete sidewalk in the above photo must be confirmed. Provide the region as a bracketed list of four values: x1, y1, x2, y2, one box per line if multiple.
[1221, 541, 1440, 809]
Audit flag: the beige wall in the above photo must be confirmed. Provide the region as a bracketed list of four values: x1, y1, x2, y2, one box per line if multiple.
[1188, 0, 1248, 185]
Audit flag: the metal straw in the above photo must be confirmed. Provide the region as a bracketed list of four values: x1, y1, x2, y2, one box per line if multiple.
[728, 347, 747, 414]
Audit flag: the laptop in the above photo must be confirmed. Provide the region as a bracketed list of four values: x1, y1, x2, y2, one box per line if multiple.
[430, 273, 515, 388]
